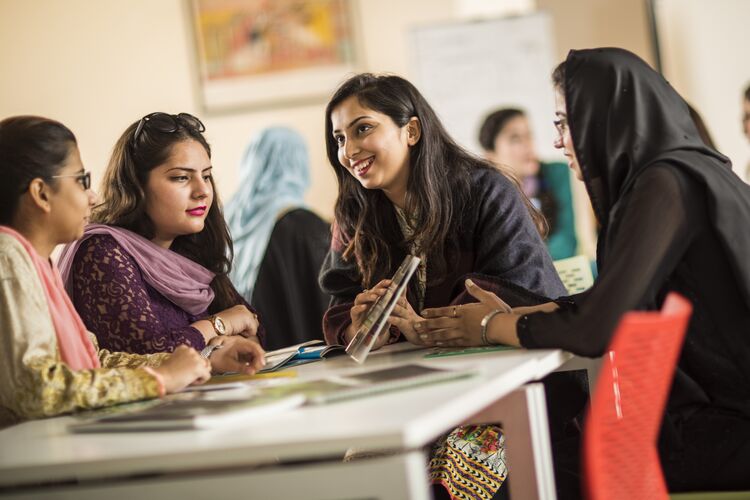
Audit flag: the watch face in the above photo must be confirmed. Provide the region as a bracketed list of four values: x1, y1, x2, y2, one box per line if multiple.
[214, 316, 227, 335]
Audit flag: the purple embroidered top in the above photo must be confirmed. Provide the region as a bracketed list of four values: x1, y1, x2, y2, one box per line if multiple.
[69, 234, 264, 354]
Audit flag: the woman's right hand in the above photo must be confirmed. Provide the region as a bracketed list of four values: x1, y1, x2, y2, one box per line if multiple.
[343, 279, 392, 348]
[152, 345, 211, 394]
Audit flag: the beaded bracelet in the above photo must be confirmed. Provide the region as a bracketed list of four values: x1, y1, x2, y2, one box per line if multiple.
[480, 309, 505, 346]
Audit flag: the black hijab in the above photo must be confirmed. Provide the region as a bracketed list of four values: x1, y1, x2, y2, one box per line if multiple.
[563, 47, 750, 307]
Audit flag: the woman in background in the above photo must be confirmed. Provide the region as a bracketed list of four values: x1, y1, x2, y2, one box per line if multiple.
[59, 112, 266, 373]
[225, 127, 330, 351]
[479, 107, 577, 260]
[0, 115, 211, 428]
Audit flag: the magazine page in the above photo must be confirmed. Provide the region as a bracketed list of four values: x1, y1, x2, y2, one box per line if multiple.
[346, 255, 421, 364]
[258, 340, 345, 373]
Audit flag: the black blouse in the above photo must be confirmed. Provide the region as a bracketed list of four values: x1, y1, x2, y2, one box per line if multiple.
[519, 164, 750, 417]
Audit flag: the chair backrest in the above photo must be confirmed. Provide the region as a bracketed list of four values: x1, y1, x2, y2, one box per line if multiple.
[553, 255, 595, 294]
[583, 293, 692, 500]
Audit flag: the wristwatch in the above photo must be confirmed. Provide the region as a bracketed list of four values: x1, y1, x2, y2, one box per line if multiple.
[200, 342, 223, 359]
[208, 314, 227, 336]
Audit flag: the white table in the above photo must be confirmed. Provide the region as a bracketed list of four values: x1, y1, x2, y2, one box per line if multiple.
[0, 344, 573, 500]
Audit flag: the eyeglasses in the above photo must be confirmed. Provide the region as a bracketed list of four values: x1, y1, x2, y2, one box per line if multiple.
[133, 112, 206, 143]
[50, 171, 91, 190]
[553, 117, 569, 137]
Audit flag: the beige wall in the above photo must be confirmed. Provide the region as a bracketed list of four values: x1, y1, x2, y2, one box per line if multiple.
[0, 0, 455, 220]
[655, 0, 750, 180]
[538, 0, 654, 66]
[0, 0, 654, 241]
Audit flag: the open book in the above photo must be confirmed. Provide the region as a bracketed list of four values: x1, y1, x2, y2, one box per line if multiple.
[259, 340, 346, 373]
[346, 255, 421, 364]
[69, 389, 305, 432]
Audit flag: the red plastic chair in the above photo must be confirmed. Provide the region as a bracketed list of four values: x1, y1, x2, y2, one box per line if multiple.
[583, 293, 693, 500]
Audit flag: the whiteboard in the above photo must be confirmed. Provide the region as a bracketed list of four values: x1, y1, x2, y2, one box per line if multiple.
[408, 12, 560, 160]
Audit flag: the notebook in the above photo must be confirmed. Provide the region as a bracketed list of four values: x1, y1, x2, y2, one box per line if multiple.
[259, 340, 346, 373]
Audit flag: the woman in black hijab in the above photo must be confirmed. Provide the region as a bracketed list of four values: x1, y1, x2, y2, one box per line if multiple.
[418, 47, 750, 494]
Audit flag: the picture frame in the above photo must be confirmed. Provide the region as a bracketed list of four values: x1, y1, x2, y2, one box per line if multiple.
[189, 0, 360, 113]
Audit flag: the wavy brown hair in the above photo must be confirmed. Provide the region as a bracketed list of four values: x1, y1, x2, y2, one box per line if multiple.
[93, 113, 236, 313]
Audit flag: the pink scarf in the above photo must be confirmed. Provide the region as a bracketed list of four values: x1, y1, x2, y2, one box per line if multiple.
[0, 226, 100, 370]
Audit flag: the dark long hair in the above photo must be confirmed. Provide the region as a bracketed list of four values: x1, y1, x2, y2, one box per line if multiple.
[0, 116, 77, 225]
[478, 108, 525, 151]
[93, 113, 236, 312]
[478, 108, 549, 235]
[325, 73, 493, 287]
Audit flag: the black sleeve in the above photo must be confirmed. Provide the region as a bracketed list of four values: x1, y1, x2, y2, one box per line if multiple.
[518, 165, 700, 357]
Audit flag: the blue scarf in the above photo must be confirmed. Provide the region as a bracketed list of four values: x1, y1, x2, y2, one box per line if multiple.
[225, 127, 310, 302]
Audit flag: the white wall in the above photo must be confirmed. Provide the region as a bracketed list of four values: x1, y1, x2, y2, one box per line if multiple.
[655, 0, 750, 180]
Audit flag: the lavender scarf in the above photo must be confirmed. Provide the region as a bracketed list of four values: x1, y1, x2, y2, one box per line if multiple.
[57, 224, 215, 315]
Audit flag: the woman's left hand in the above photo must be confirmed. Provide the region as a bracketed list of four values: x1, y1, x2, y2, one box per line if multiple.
[208, 335, 266, 375]
[416, 279, 514, 347]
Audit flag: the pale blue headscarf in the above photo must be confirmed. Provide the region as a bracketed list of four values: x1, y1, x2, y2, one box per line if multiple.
[225, 127, 310, 302]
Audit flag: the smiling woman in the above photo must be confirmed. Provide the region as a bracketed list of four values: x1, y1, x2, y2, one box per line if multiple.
[319, 73, 567, 500]
[56, 112, 267, 377]
[320, 74, 565, 349]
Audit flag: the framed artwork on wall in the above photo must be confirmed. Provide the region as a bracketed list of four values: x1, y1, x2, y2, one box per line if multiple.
[189, 0, 359, 112]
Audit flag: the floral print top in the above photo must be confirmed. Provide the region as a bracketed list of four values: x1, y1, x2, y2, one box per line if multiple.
[0, 234, 166, 428]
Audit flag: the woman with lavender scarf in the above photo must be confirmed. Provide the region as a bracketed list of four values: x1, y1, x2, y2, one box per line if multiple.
[59, 113, 266, 370]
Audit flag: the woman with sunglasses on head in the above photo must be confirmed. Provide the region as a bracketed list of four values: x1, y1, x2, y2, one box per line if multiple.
[419, 48, 750, 495]
[0, 116, 212, 428]
[58, 112, 266, 375]
[320, 73, 567, 500]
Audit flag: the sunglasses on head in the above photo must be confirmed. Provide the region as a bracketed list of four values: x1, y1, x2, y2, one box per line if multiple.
[132, 112, 206, 143]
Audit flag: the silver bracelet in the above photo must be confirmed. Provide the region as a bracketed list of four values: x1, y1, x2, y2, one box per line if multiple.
[200, 343, 223, 359]
[480, 309, 505, 346]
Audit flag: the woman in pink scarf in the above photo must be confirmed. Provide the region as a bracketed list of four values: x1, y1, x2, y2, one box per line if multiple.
[0, 116, 221, 427]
